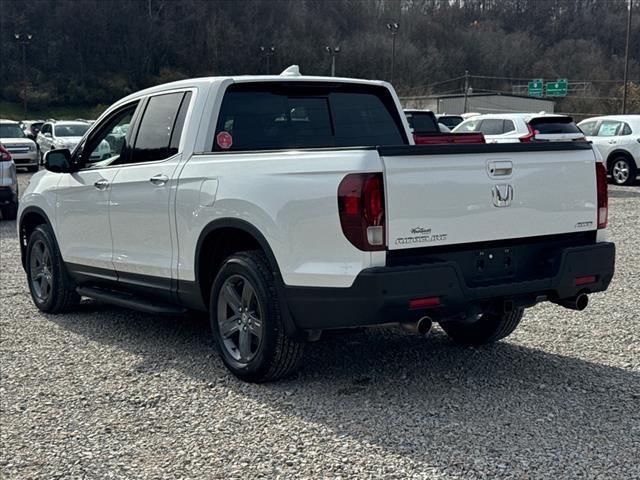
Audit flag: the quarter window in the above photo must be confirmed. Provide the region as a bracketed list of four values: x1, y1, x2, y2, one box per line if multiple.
[503, 120, 516, 133]
[621, 123, 632, 135]
[130, 91, 190, 163]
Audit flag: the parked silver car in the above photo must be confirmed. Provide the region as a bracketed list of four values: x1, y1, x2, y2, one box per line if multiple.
[0, 142, 19, 220]
[0, 119, 39, 172]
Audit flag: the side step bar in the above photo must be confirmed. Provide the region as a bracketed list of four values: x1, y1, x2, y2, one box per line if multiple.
[76, 286, 188, 316]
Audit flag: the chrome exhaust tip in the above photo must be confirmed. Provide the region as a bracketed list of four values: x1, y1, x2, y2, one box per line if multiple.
[401, 316, 433, 335]
[556, 293, 589, 311]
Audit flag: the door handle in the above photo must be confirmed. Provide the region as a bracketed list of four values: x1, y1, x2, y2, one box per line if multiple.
[608, 140, 616, 144]
[149, 174, 169, 186]
[94, 179, 109, 191]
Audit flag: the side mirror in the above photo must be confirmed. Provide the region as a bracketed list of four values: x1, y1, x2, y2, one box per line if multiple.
[44, 149, 72, 173]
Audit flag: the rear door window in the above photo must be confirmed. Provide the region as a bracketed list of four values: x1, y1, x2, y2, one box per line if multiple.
[596, 121, 621, 137]
[129, 91, 191, 164]
[480, 119, 506, 135]
[213, 83, 407, 151]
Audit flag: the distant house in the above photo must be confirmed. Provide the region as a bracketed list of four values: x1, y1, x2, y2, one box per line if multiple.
[400, 93, 556, 115]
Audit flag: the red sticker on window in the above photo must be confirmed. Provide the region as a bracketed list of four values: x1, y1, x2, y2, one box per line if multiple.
[216, 131, 233, 149]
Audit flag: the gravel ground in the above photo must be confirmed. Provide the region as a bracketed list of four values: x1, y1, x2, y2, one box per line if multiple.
[1, 171, 639, 479]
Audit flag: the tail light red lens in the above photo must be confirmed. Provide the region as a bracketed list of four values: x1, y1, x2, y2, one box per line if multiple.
[596, 162, 608, 229]
[338, 172, 386, 251]
[519, 124, 538, 142]
[0, 146, 11, 162]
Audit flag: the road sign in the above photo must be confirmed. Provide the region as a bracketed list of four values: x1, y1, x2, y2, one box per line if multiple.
[546, 78, 568, 97]
[528, 79, 544, 97]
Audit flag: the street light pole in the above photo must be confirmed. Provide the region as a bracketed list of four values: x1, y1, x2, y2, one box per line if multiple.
[386, 23, 399, 85]
[14, 33, 33, 118]
[622, 0, 633, 114]
[259, 46, 276, 74]
[463, 70, 470, 113]
[325, 46, 340, 76]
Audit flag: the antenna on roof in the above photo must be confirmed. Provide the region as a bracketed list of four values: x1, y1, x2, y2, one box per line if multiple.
[280, 65, 301, 77]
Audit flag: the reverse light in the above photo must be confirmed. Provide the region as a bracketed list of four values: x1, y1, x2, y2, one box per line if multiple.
[596, 162, 608, 229]
[338, 172, 386, 251]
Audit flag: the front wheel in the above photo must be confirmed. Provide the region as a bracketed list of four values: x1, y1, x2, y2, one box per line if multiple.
[210, 251, 304, 382]
[610, 157, 636, 186]
[26, 224, 80, 313]
[440, 308, 524, 345]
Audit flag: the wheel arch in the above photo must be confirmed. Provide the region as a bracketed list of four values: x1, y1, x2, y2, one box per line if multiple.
[606, 149, 637, 170]
[18, 206, 55, 270]
[192, 218, 302, 337]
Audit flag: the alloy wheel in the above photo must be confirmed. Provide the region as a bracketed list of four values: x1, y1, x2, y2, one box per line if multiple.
[30, 240, 53, 302]
[217, 274, 264, 363]
[612, 159, 630, 184]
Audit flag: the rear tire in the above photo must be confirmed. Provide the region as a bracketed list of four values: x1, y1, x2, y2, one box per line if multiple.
[440, 308, 524, 345]
[26, 224, 81, 313]
[609, 156, 636, 186]
[210, 250, 304, 382]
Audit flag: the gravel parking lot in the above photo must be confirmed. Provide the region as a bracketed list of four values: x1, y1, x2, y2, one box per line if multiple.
[1, 171, 639, 479]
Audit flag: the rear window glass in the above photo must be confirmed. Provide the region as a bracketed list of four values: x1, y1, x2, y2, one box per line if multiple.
[213, 83, 407, 151]
[529, 117, 581, 134]
[438, 116, 463, 128]
[55, 124, 89, 137]
[406, 112, 439, 134]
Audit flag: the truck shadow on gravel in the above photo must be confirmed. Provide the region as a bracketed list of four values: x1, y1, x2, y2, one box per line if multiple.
[48, 303, 640, 476]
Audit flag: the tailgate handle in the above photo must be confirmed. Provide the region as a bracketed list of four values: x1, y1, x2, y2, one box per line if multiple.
[488, 161, 513, 177]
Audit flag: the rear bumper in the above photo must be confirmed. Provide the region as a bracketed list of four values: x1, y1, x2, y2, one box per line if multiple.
[0, 186, 18, 204]
[284, 241, 615, 330]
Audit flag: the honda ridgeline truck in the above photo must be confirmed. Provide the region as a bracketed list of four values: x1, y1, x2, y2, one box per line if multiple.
[18, 66, 615, 382]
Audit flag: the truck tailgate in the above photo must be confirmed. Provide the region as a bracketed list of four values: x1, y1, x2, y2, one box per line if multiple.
[379, 143, 598, 250]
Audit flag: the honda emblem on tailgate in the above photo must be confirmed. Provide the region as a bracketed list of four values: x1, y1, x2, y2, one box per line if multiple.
[492, 184, 513, 207]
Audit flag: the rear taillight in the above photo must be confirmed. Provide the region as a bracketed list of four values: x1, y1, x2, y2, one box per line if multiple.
[519, 124, 538, 142]
[338, 172, 386, 251]
[0, 148, 11, 162]
[596, 162, 608, 229]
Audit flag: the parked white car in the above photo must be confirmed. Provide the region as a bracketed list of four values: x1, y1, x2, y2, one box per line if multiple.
[578, 115, 640, 186]
[18, 67, 615, 382]
[0, 142, 19, 219]
[453, 113, 585, 143]
[0, 119, 39, 172]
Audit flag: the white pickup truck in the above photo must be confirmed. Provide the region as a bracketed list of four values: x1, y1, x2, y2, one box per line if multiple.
[19, 67, 615, 382]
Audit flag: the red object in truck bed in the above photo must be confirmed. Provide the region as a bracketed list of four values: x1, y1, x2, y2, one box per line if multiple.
[412, 132, 485, 144]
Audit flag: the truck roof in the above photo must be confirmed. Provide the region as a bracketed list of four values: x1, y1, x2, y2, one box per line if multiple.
[116, 65, 391, 107]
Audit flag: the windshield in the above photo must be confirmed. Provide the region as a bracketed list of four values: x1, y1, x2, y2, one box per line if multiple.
[0, 124, 26, 138]
[55, 124, 90, 137]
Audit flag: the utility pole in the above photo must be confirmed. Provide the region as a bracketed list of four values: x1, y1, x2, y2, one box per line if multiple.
[386, 23, 399, 84]
[622, 0, 633, 114]
[259, 46, 276, 74]
[14, 33, 33, 118]
[463, 70, 470, 113]
[325, 46, 340, 76]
